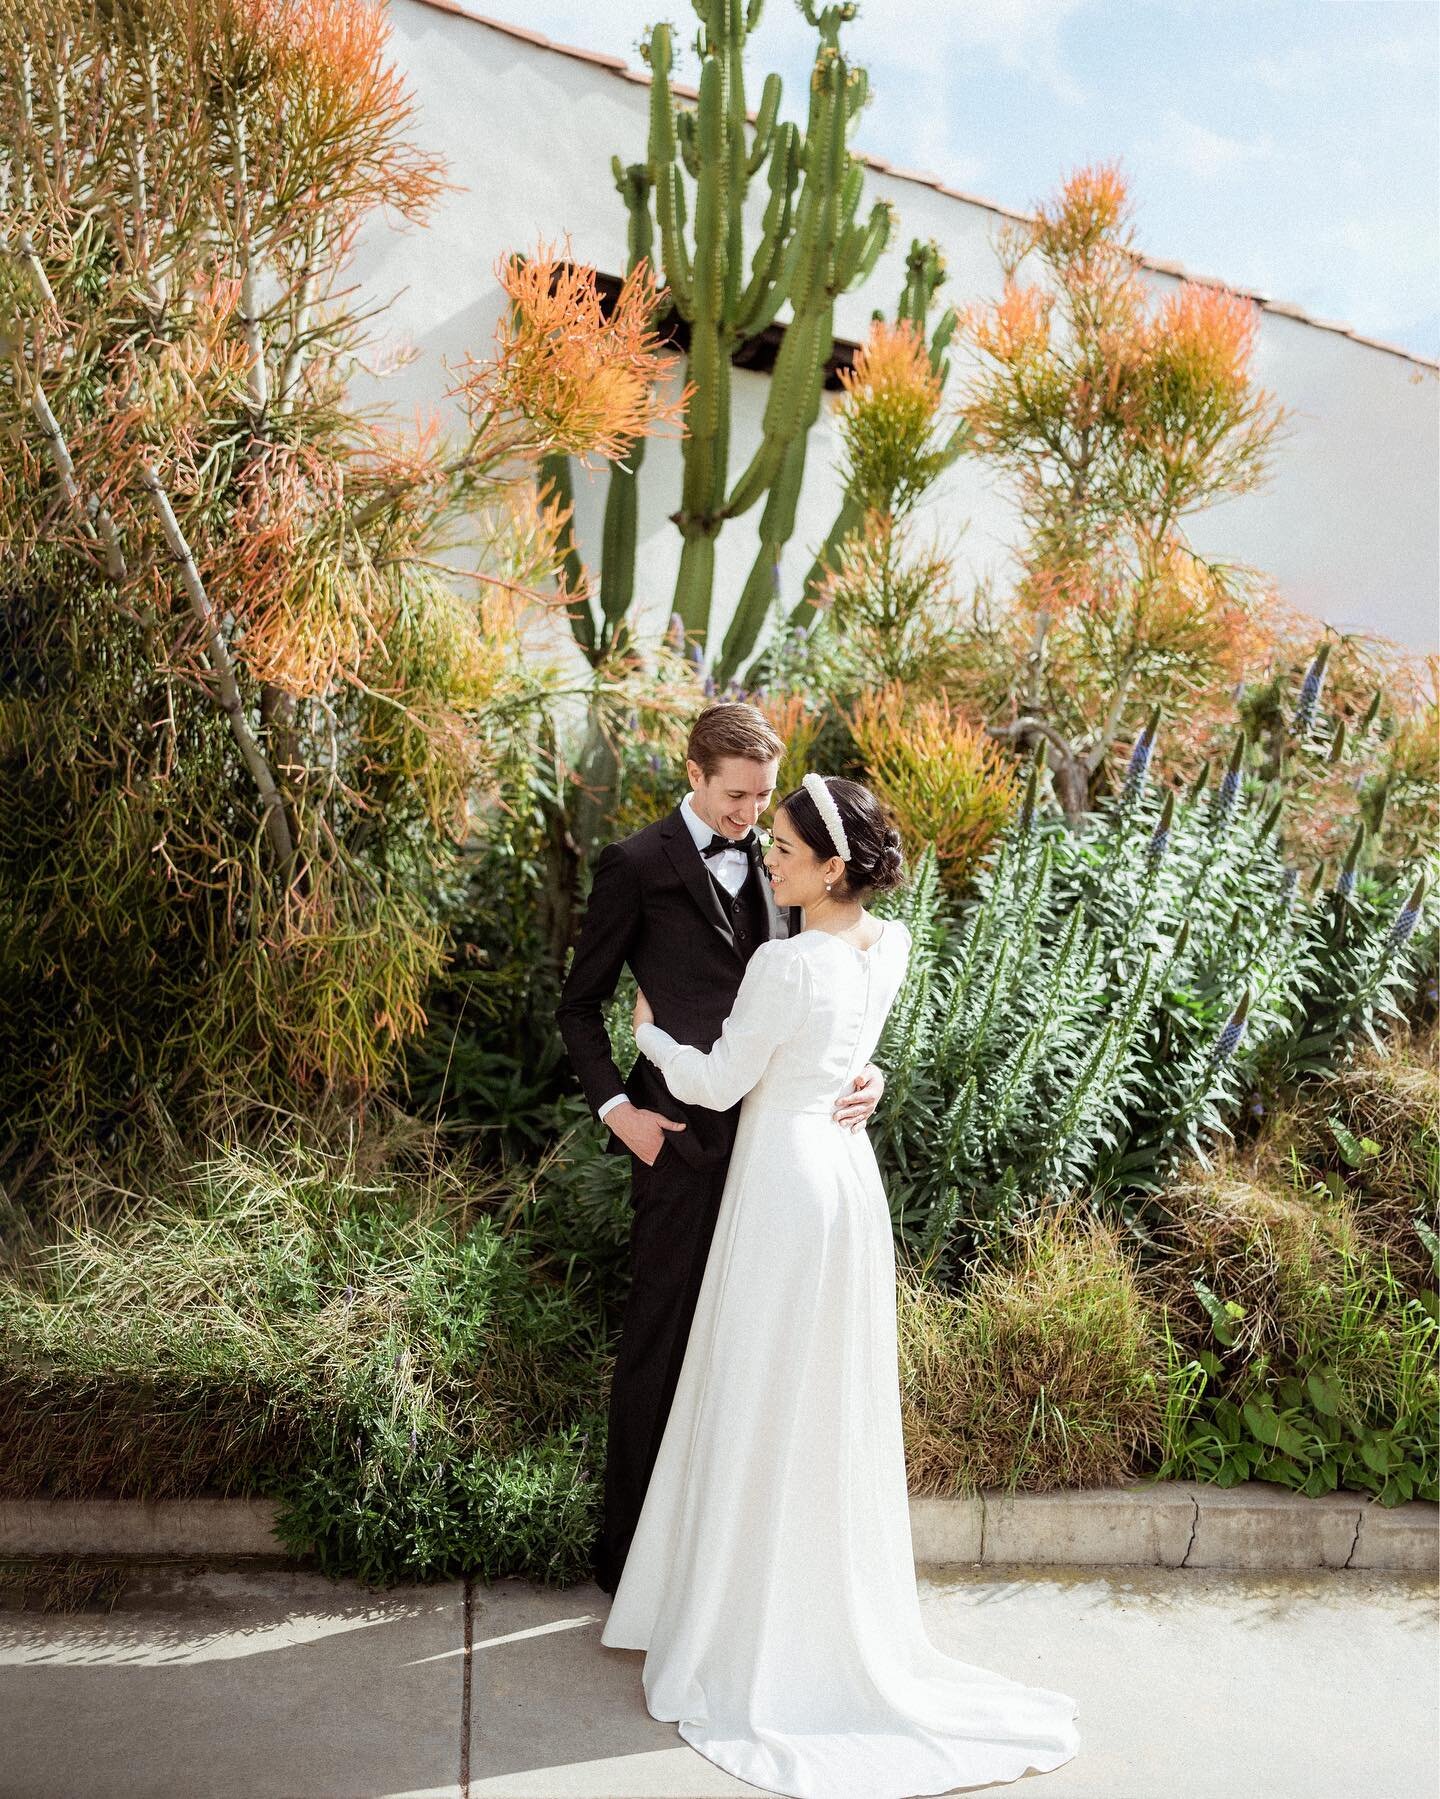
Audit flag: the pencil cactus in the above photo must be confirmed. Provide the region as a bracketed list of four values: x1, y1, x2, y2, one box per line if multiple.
[637, 0, 891, 661]
[785, 236, 966, 640]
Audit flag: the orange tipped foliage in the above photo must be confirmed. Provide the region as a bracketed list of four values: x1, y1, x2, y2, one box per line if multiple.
[459, 249, 685, 464]
[839, 319, 941, 412]
[0, 0, 680, 1148]
[847, 685, 1017, 893]
[836, 319, 949, 514]
[957, 280, 1053, 364]
[1036, 160, 1132, 258]
[1142, 283, 1262, 402]
[951, 159, 1289, 812]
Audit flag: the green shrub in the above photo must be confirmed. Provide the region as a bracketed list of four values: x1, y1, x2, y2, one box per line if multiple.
[1146, 1029, 1438, 1505]
[897, 1205, 1163, 1494]
[0, 1141, 609, 1585]
[873, 745, 1435, 1272]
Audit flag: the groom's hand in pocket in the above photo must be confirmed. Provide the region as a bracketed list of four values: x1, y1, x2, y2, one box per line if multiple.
[606, 1101, 686, 1166]
[833, 1063, 885, 1133]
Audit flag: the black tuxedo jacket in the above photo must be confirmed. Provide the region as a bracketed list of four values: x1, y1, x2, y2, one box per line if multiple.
[556, 806, 801, 1174]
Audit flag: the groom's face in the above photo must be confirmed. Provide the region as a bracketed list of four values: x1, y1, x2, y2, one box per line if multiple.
[687, 754, 780, 839]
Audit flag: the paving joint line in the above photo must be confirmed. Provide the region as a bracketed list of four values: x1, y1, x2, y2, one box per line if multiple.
[459, 1573, 474, 1797]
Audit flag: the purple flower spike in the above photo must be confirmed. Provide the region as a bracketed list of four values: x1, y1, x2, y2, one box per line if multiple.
[1210, 991, 1250, 1065]
[1291, 643, 1331, 736]
[703, 673, 716, 696]
[1146, 792, 1175, 865]
[1383, 874, 1427, 951]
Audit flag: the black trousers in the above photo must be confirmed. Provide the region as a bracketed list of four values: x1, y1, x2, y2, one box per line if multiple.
[593, 1138, 728, 1594]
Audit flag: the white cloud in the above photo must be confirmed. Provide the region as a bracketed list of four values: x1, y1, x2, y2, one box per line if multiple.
[1140, 108, 1277, 179]
[877, 0, 1092, 107]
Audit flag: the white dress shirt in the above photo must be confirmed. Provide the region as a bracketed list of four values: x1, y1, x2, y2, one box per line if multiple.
[596, 793, 756, 1123]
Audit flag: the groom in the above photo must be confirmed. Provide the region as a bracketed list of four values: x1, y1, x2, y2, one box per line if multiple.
[557, 700, 886, 1593]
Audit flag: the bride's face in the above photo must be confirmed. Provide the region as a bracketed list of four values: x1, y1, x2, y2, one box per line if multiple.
[765, 807, 843, 909]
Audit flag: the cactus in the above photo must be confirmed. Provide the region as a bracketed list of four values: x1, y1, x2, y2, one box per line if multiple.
[633, 0, 890, 662]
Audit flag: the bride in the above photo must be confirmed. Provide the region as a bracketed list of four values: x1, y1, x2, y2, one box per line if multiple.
[600, 773, 1080, 1799]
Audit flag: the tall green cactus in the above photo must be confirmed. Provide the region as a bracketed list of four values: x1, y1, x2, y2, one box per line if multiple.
[723, 238, 968, 686]
[642, 0, 890, 660]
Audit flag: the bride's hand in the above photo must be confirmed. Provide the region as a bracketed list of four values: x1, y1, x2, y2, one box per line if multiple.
[633, 988, 654, 1032]
[833, 1062, 885, 1133]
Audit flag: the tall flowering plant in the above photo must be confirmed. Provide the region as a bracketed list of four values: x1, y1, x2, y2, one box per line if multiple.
[870, 734, 1436, 1281]
[949, 162, 1289, 819]
[0, 0, 679, 1162]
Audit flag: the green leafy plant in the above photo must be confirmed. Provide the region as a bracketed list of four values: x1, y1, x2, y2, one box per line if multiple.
[0, 0, 679, 1173]
[872, 741, 1435, 1273]
[0, 1139, 612, 1585]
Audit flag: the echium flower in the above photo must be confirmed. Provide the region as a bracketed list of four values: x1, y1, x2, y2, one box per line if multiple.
[703, 672, 716, 697]
[1383, 872, 1427, 952]
[668, 612, 686, 652]
[1210, 732, 1245, 831]
[1122, 705, 1162, 803]
[1146, 790, 1175, 866]
[1018, 740, 1048, 836]
[1209, 989, 1251, 1066]
[1334, 822, 1365, 899]
[1290, 642, 1331, 736]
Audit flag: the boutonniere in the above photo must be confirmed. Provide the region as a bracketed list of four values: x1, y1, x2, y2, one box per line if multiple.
[756, 828, 772, 849]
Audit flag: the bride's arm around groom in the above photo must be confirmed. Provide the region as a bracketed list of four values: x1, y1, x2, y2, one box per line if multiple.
[632, 938, 812, 1113]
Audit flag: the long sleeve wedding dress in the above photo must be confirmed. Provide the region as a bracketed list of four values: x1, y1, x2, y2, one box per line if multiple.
[600, 918, 1080, 1799]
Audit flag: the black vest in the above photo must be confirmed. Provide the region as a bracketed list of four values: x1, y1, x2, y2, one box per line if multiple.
[706, 857, 770, 961]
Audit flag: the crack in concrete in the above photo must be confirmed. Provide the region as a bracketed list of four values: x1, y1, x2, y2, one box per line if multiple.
[1343, 1508, 1363, 1569]
[977, 1496, 987, 1565]
[459, 1574, 474, 1797]
[1180, 1496, 1200, 1567]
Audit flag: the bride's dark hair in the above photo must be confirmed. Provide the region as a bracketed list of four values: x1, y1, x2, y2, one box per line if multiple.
[776, 776, 905, 897]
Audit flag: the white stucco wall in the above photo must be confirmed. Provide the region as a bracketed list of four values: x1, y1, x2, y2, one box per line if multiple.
[348, 0, 1440, 659]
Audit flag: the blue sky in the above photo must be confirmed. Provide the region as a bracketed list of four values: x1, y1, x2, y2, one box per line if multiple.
[500, 0, 1439, 361]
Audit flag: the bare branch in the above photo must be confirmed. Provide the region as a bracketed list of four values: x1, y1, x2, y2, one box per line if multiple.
[230, 113, 268, 417]
[139, 462, 295, 873]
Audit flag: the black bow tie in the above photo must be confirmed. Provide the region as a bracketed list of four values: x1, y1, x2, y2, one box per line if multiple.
[702, 829, 759, 859]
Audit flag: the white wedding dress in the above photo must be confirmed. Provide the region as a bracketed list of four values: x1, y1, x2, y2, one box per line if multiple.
[601, 918, 1080, 1798]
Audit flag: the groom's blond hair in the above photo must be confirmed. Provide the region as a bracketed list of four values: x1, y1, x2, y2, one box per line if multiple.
[686, 701, 784, 777]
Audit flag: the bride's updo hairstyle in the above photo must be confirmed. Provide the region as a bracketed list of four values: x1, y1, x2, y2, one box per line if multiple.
[777, 776, 905, 898]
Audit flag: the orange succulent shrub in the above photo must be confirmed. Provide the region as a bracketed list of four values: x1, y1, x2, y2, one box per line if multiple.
[1166, 603, 1439, 877]
[813, 512, 972, 699]
[836, 319, 949, 515]
[0, 0, 686, 1157]
[472, 251, 685, 464]
[752, 692, 827, 804]
[951, 158, 1289, 820]
[847, 685, 1018, 894]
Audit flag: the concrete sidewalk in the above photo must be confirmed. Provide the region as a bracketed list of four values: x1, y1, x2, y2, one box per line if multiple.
[3, 1561, 1435, 1798]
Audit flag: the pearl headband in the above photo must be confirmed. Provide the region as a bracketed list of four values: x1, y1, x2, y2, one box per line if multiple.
[802, 771, 850, 862]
